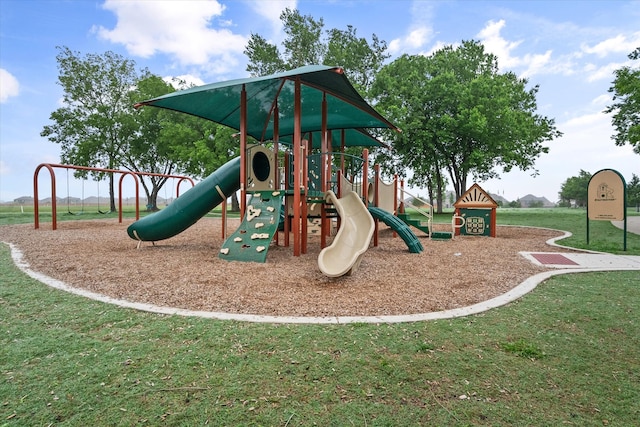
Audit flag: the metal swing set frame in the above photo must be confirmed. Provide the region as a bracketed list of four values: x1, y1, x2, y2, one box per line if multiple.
[33, 163, 195, 230]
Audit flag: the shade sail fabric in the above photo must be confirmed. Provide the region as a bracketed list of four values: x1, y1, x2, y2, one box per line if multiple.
[279, 128, 389, 149]
[134, 65, 398, 143]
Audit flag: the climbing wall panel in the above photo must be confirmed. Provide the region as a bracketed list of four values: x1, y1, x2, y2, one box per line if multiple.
[218, 191, 284, 262]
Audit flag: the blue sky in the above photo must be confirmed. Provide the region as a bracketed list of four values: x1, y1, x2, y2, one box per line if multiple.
[1, 0, 638, 203]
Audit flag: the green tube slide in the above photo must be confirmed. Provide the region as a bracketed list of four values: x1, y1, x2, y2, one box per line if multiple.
[127, 157, 240, 242]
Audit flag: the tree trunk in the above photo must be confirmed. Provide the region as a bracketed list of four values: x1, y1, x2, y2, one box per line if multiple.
[231, 192, 240, 212]
[147, 186, 159, 211]
[426, 180, 434, 208]
[108, 173, 117, 213]
[435, 168, 444, 214]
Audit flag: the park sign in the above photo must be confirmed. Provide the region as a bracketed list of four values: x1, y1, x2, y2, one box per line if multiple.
[588, 169, 625, 220]
[587, 168, 627, 250]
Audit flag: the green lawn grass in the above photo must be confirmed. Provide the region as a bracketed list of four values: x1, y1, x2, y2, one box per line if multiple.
[1, 207, 639, 425]
[496, 207, 640, 254]
[0, 203, 240, 227]
[431, 207, 640, 255]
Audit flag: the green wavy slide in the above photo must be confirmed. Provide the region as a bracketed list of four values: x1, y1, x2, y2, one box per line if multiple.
[127, 157, 240, 242]
[368, 206, 423, 253]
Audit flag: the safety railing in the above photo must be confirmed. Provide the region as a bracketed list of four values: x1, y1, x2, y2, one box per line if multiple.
[399, 187, 465, 239]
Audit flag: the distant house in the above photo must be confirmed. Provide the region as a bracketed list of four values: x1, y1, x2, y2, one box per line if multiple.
[489, 193, 510, 206]
[13, 196, 34, 204]
[519, 194, 555, 208]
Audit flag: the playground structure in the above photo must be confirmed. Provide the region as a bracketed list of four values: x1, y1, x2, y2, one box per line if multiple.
[32, 163, 194, 231]
[125, 139, 468, 268]
[123, 65, 478, 276]
[22, 65, 458, 277]
[453, 184, 498, 237]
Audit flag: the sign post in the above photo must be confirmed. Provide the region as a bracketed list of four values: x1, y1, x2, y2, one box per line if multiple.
[587, 168, 627, 251]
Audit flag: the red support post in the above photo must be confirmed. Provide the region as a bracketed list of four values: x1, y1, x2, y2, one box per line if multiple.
[33, 163, 56, 230]
[239, 84, 247, 219]
[293, 77, 302, 256]
[301, 142, 309, 255]
[373, 164, 380, 247]
[284, 152, 290, 247]
[362, 149, 369, 207]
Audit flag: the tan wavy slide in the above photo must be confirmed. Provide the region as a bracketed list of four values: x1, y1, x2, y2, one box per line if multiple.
[318, 190, 375, 277]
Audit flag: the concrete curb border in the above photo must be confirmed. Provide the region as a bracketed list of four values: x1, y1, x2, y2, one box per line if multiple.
[3, 226, 638, 324]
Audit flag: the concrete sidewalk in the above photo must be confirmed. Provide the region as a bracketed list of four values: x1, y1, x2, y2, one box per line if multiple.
[611, 215, 640, 235]
[521, 251, 640, 269]
[527, 216, 640, 269]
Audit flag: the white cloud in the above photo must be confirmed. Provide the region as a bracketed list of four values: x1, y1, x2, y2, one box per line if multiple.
[563, 110, 609, 129]
[518, 50, 554, 78]
[245, 0, 296, 36]
[476, 19, 564, 78]
[164, 74, 206, 90]
[0, 69, 20, 103]
[581, 32, 640, 57]
[584, 60, 628, 82]
[579, 32, 640, 82]
[591, 94, 611, 107]
[477, 20, 522, 68]
[419, 40, 459, 58]
[554, 111, 633, 169]
[94, 0, 248, 69]
[388, 0, 435, 55]
[0, 160, 9, 175]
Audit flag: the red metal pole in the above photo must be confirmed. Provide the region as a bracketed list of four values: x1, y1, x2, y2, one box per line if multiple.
[273, 101, 280, 246]
[320, 94, 328, 249]
[293, 77, 302, 256]
[33, 163, 57, 230]
[373, 164, 380, 247]
[393, 174, 398, 238]
[284, 152, 290, 248]
[301, 142, 309, 255]
[118, 172, 140, 223]
[340, 130, 346, 191]
[176, 177, 195, 197]
[239, 84, 247, 219]
[362, 149, 369, 207]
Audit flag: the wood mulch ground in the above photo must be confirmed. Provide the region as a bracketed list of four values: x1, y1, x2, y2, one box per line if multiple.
[0, 218, 573, 317]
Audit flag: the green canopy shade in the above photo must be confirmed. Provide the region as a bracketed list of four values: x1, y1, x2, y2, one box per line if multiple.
[279, 128, 389, 149]
[134, 65, 399, 143]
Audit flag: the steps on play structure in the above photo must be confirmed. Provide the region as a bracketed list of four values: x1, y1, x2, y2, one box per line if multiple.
[396, 212, 453, 240]
[219, 191, 284, 262]
[368, 206, 423, 253]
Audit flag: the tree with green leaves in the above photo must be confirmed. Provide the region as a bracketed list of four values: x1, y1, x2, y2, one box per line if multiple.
[370, 54, 448, 210]
[558, 170, 591, 207]
[131, 76, 246, 210]
[124, 74, 192, 210]
[41, 47, 240, 211]
[244, 8, 391, 204]
[605, 48, 640, 154]
[627, 173, 640, 211]
[41, 46, 140, 212]
[167, 114, 242, 211]
[244, 8, 388, 98]
[372, 40, 562, 207]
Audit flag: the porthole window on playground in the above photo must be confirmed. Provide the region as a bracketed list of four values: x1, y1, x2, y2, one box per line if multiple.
[252, 151, 271, 182]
